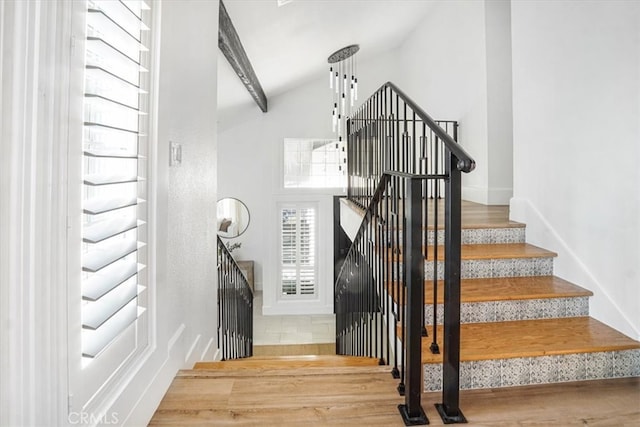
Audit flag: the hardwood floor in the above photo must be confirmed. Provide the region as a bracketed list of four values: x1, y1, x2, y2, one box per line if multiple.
[422, 377, 640, 426]
[149, 367, 640, 426]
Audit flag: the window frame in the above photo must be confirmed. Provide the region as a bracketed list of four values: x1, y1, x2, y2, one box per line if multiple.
[277, 202, 319, 301]
[281, 137, 347, 193]
[67, 0, 158, 414]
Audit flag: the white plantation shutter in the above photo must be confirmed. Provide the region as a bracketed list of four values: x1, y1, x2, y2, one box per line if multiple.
[280, 206, 317, 297]
[81, 0, 150, 359]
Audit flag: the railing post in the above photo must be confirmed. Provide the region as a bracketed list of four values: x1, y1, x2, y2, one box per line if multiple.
[398, 177, 428, 425]
[435, 152, 467, 423]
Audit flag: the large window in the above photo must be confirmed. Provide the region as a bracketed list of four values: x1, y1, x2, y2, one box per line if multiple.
[280, 205, 317, 297]
[81, 0, 149, 362]
[283, 138, 346, 188]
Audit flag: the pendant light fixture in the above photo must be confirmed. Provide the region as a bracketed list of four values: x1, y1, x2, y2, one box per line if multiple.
[328, 44, 359, 175]
[328, 44, 359, 140]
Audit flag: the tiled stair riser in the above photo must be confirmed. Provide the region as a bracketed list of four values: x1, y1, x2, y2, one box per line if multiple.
[395, 227, 526, 246]
[389, 257, 555, 281]
[422, 257, 554, 281]
[423, 349, 640, 392]
[423, 297, 590, 325]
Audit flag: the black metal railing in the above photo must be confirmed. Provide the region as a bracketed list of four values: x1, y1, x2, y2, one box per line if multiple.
[217, 236, 253, 360]
[335, 82, 474, 425]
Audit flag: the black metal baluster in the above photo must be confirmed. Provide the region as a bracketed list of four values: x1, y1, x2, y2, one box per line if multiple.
[419, 122, 429, 339]
[431, 132, 441, 355]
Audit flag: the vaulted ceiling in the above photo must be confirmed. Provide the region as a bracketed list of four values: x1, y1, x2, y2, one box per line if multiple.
[217, 0, 435, 115]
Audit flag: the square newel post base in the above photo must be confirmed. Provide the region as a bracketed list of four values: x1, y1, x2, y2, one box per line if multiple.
[398, 404, 429, 425]
[435, 403, 467, 424]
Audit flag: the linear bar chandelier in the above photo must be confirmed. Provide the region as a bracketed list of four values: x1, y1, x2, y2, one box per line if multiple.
[328, 44, 359, 142]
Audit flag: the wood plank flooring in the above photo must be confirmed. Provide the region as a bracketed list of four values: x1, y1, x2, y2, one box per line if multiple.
[150, 365, 404, 426]
[421, 377, 640, 427]
[194, 355, 380, 370]
[149, 368, 640, 426]
[420, 317, 640, 363]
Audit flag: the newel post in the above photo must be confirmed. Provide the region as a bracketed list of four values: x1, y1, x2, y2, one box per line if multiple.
[436, 151, 467, 423]
[398, 177, 429, 425]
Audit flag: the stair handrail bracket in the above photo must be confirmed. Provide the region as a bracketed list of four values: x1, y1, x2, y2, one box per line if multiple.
[335, 82, 474, 425]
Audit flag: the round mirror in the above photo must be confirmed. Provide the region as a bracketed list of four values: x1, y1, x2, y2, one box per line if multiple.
[216, 198, 250, 238]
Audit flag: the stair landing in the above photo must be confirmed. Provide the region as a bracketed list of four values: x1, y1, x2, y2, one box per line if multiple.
[152, 360, 403, 426]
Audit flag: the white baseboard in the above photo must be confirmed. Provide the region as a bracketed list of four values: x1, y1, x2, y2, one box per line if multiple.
[119, 324, 186, 426]
[184, 334, 201, 365]
[212, 348, 222, 361]
[510, 197, 640, 340]
[200, 337, 215, 361]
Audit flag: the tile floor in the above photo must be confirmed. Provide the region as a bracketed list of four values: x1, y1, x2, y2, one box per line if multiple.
[253, 292, 336, 345]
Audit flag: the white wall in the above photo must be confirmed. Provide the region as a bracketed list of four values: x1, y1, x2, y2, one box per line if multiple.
[396, 0, 513, 205]
[485, 0, 513, 204]
[510, 0, 640, 339]
[117, 0, 220, 424]
[0, 0, 220, 425]
[217, 50, 398, 315]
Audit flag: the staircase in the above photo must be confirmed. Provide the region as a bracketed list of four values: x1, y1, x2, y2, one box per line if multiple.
[393, 207, 640, 392]
[197, 82, 640, 426]
[333, 81, 640, 424]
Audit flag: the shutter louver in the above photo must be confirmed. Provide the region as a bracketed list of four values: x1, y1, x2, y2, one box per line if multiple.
[280, 207, 316, 297]
[81, 0, 149, 359]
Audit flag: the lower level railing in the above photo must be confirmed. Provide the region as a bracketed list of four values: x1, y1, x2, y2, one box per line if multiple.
[217, 236, 253, 360]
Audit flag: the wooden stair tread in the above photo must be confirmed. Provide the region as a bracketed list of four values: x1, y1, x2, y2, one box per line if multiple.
[390, 276, 593, 305]
[178, 365, 391, 379]
[419, 317, 640, 363]
[344, 199, 523, 230]
[194, 355, 380, 370]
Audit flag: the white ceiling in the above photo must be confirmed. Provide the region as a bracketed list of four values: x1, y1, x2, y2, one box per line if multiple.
[217, 0, 435, 114]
